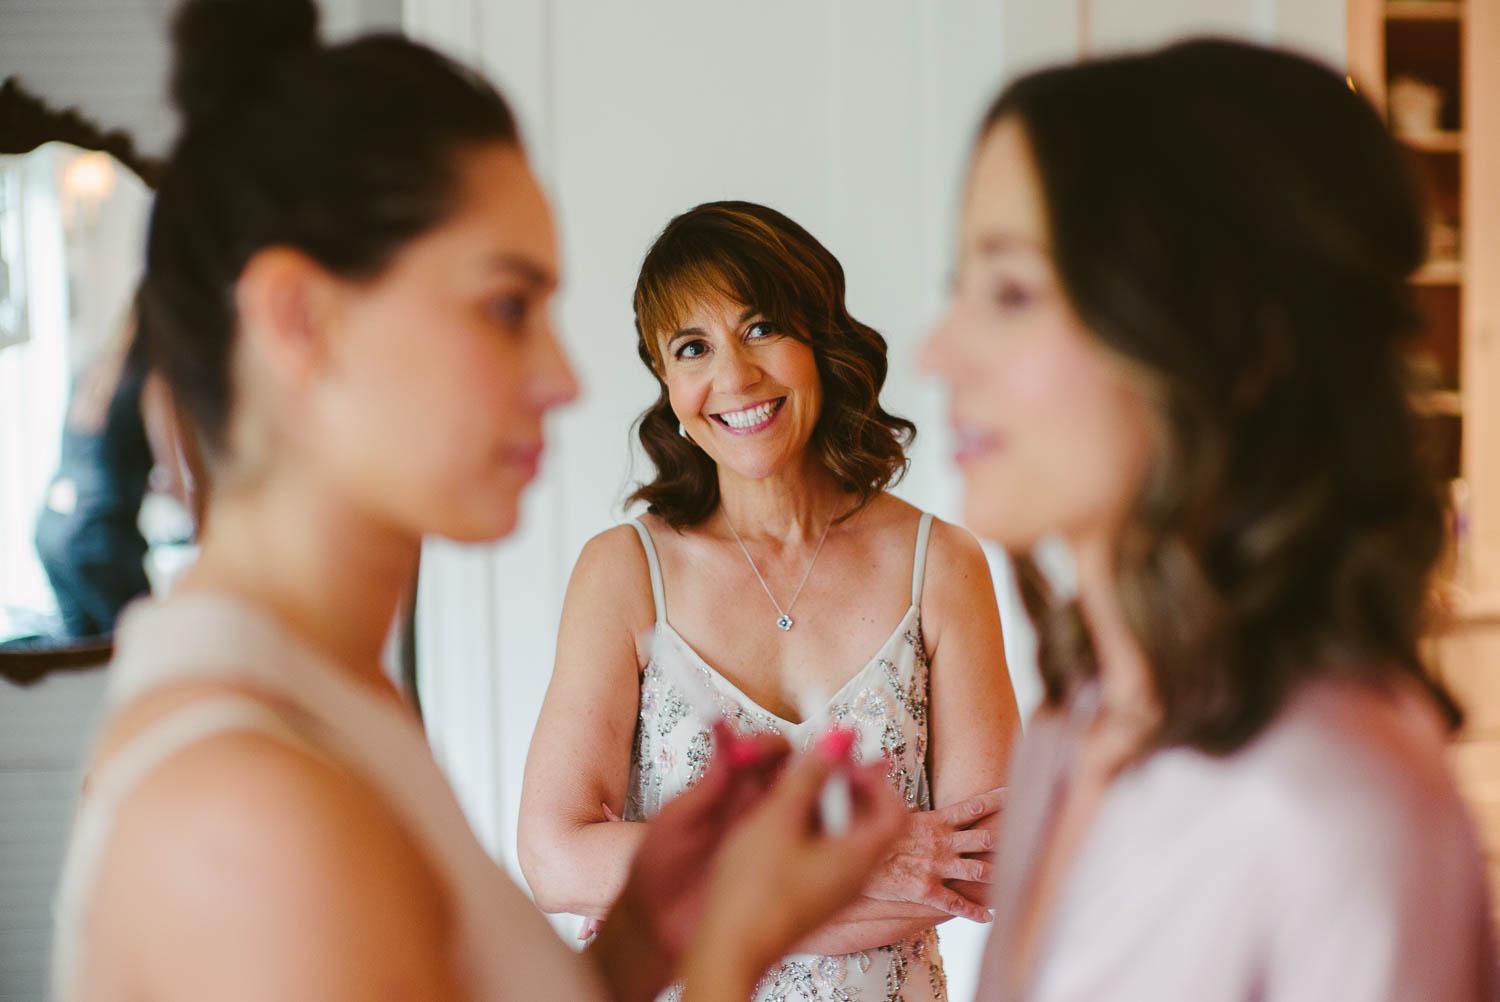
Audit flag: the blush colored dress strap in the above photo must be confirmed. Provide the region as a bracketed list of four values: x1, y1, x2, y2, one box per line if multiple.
[912, 510, 934, 607]
[629, 518, 668, 625]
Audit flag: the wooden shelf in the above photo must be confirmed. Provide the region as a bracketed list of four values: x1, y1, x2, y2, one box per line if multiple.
[1386, 1, 1464, 21]
[1414, 388, 1464, 415]
[1400, 129, 1465, 152]
[1413, 258, 1464, 284]
[1357, 0, 1500, 920]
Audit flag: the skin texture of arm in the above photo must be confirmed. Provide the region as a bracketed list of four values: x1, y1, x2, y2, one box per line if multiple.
[518, 525, 657, 918]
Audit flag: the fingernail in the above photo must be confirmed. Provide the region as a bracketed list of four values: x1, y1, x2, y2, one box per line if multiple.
[728, 737, 763, 768]
[815, 726, 856, 761]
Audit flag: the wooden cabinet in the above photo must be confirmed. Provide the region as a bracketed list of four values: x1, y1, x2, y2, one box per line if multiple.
[1349, 0, 1500, 615]
[1349, 0, 1500, 915]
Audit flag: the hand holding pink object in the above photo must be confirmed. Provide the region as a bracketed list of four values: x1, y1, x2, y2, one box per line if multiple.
[679, 731, 909, 1001]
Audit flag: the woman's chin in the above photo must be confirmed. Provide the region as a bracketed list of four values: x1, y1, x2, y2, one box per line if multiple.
[434, 504, 520, 545]
[717, 454, 799, 483]
[961, 494, 1038, 551]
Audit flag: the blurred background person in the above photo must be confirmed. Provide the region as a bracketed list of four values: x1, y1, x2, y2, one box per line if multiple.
[35, 298, 198, 641]
[923, 38, 1495, 1002]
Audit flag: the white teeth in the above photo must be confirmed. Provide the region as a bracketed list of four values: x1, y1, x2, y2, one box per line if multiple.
[718, 400, 777, 429]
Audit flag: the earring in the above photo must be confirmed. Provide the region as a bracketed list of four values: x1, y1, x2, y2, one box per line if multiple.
[679, 422, 690, 440]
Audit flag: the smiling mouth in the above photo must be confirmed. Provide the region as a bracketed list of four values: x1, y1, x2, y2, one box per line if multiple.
[710, 397, 786, 432]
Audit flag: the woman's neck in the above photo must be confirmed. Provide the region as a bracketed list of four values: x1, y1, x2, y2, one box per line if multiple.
[714, 458, 848, 543]
[177, 473, 419, 693]
[1071, 533, 1158, 735]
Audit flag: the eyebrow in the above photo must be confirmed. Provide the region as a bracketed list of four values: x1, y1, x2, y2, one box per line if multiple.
[486, 253, 559, 290]
[666, 307, 760, 348]
[972, 232, 1049, 257]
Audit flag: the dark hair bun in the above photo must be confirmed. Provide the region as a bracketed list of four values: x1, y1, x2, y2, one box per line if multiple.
[170, 0, 319, 123]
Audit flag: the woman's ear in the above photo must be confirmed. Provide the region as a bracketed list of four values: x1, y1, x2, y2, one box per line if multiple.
[234, 246, 343, 389]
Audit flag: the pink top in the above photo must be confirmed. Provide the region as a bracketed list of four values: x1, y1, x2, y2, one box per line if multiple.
[977, 678, 1497, 1001]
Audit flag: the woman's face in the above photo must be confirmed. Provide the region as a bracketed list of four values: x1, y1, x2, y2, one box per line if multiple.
[309, 144, 576, 543]
[921, 117, 1154, 553]
[657, 296, 824, 483]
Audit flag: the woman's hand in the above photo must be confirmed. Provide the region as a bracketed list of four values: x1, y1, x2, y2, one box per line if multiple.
[679, 738, 909, 1001]
[860, 786, 1005, 923]
[592, 722, 790, 1002]
[622, 725, 792, 952]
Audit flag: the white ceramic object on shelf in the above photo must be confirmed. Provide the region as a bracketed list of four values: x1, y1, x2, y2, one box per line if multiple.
[1389, 74, 1445, 135]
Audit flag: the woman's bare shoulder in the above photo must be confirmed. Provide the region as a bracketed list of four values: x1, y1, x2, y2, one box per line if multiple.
[577, 521, 652, 566]
[910, 510, 998, 634]
[925, 514, 990, 573]
[90, 720, 457, 1000]
[568, 523, 655, 602]
[858, 496, 987, 567]
[559, 521, 661, 657]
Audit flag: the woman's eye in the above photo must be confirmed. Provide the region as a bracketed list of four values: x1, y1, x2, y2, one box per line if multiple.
[674, 339, 709, 360]
[746, 321, 779, 340]
[993, 282, 1035, 311]
[488, 295, 528, 329]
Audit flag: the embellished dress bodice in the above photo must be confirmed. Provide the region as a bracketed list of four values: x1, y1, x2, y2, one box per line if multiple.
[625, 513, 948, 1002]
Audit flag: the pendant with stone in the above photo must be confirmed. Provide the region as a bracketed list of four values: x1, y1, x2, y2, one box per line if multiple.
[776, 613, 793, 631]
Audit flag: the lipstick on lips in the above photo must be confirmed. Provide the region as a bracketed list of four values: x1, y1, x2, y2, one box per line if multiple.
[508, 443, 543, 478]
[951, 423, 1002, 464]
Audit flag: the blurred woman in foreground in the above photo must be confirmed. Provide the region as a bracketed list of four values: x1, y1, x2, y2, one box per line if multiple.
[923, 38, 1495, 1001]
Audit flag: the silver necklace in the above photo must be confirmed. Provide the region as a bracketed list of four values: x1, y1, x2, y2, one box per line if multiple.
[722, 508, 834, 631]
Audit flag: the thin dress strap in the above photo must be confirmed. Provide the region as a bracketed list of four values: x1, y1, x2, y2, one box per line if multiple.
[52, 697, 319, 1002]
[911, 511, 935, 607]
[628, 519, 667, 624]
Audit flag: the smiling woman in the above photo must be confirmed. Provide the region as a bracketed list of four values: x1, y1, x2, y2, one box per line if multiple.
[519, 199, 1022, 1002]
[630, 201, 916, 529]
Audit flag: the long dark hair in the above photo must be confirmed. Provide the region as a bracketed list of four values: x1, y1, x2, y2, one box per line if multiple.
[986, 38, 1457, 753]
[141, 0, 520, 460]
[629, 201, 915, 528]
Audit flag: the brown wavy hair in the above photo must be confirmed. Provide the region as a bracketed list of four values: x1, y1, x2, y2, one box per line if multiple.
[629, 201, 915, 528]
[987, 39, 1459, 754]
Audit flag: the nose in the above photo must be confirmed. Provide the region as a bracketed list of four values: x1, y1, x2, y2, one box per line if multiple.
[918, 301, 961, 382]
[530, 325, 580, 413]
[713, 340, 760, 394]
